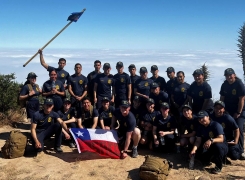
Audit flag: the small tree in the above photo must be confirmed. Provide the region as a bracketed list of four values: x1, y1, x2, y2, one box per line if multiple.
[0, 73, 20, 114]
[200, 63, 211, 82]
[237, 22, 245, 82]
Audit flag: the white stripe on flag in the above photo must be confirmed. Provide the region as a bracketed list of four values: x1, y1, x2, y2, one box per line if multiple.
[87, 129, 118, 143]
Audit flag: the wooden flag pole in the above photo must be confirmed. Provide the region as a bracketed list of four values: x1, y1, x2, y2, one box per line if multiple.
[23, 8, 86, 67]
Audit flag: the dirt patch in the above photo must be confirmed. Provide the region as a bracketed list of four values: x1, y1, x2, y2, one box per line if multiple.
[0, 124, 245, 180]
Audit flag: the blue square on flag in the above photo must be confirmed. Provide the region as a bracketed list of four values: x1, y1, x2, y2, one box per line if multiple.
[73, 128, 91, 141]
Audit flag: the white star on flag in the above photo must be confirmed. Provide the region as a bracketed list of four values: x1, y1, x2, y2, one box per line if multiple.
[76, 131, 84, 137]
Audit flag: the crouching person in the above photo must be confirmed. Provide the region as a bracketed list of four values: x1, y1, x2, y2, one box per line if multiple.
[190, 110, 228, 174]
[152, 102, 176, 152]
[111, 100, 141, 159]
[31, 98, 69, 153]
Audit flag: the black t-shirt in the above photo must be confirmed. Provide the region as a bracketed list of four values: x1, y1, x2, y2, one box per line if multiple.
[77, 106, 99, 128]
[142, 110, 161, 124]
[220, 79, 245, 115]
[135, 78, 153, 96]
[68, 74, 88, 96]
[32, 110, 60, 130]
[113, 109, 136, 133]
[180, 115, 199, 134]
[150, 76, 167, 91]
[188, 81, 212, 113]
[57, 107, 76, 121]
[98, 106, 115, 126]
[210, 113, 238, 141]
[113, 72, 131, 96]
[196, 121, 225, 142]
[47, 66, 70, 84]
[153, 114, 176, 132]
[166, 77, 178, 95]
[172, 82, 190, 107]
[95, 73, 114, 97]
[149, 91, 169, 111]
[130, 75, 140, 96]
[42, 80, 65, 99]
[87, 71, 101, 96]
[130, 106, 143, 126]
[20, 84, 40, 101]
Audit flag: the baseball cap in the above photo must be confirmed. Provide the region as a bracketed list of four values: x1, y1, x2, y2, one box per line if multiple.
[128, 64, 136, 69]
[44, 98, 54, 105]
[224, 68, 235, 76]
[214, 100, 225, 108]
[134, 95, 140, 101]
[160, 102, 169, 109]
[140, 67, 148, 73]
[151, 65, 158, 71]
[27, 72, 37, 79]
[192, 69, 203, 76]
[151, 82, 159, 88]
[181, 104, 192, 111]
[102, 97, 110, 102]
[116, 61, 123, 67]
[146, 98, 155, 104]
[120, 100, 130, 108]
[196, 110, 209, 119]
[166, 67, 175, 73]
[63, 98, 71, 103]
[103, 63, 111, 69]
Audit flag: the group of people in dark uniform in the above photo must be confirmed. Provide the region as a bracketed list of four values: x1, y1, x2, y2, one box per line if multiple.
[19, 49, 245, 174]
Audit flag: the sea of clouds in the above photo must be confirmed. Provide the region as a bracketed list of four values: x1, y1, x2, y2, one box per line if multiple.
[0, 48, 243, 100]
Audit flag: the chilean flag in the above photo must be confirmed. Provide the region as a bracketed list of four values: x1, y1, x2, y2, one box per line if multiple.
[70, 128, 121, 159]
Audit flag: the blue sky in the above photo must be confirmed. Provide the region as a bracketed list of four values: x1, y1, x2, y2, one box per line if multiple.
[1, 0, 245, 50]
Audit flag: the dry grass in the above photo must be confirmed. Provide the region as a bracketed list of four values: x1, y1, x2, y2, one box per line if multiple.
[0, 108, 27, 127]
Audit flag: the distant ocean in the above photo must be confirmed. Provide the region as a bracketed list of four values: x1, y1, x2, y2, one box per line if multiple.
[0, 48, 242, 99]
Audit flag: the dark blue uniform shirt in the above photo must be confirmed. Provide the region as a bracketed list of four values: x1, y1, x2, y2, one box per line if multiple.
[220, 79, 245, 115]
[188, 81, 212, 113]
[77, 107, 99, 128]
[32, 110, 60, 131]
[113, 109, 136, 133]
[135, 78, 153, 96]
[20, 84, 40, 101]
[47, 66, 70, 84]
[68, 74, 88, 96]
[130, 75, 140, 95]
[42, 80, 65, 99]
[150, 76, 167, 91]
[210, 113, 238, 141]
[153, 114, 176, 132]
[57, 107, 76, 121]
[98, 106, 115, 126]
[130, 106, 143, 126]
[196, 121, 225, 142]
[95, 73, 114, 98]
[181, 115, 199, 134]
[142, 110, 161, 124]
[166, 77, 178, 95]
[172, 82, 190, 107]
[149, 91, 169, 111]
[113, 72, 131, 96]
[87, 71, 101, 97]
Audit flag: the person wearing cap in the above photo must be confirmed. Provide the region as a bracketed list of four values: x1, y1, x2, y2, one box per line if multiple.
[77, 97, 99, 129]
[94, 62, 115, 109]
[140, 98, 160, 149]
[42, 69, 65, 112]
[87, 60, 102, 105]
[68, 63, 88, 109]
[166, 67, 178, 95]
[130, 96, 142, 127]
[128, 64, 140, 102]
[98, 97, 115, 130]
[186, 69, 212, 114]
[180, 104, 199, 151]
[220, 68, 245, 159]
[38, 49, 70, 86]
[190, 110, 228, 174]
[171, 71, 190, 114]
[211, 100, 242, 160]
[152, 102, 177, 152]
[150, 65, 167, 91]
[113, 61, 132, 108]
[31, 98, 69, 153]
[149, 82, 169, 111]
[111, 100, 141, 159]
[134, 67, 153, 105]
[19, 72, 42, 119]
[57, 98, 77, 148]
